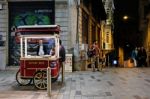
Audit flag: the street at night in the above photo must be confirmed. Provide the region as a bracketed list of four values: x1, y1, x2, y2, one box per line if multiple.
[0, 0, 150, 99]
[0, 67, 150, 99]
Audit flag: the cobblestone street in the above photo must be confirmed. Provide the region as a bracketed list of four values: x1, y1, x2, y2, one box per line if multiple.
[0, 67, 150, 99]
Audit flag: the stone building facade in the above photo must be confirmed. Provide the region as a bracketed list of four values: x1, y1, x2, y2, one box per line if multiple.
[139, 0, 150, 66]
[101, 0, 114, 61]
[0, 0, 106, 70]
[0, 0, 8, 70]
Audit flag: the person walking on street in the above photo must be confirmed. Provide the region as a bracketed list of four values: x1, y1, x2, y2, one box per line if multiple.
[140, 47, 147, 67]
[137, 47, 147, 67]
[131, 47, 138, 67]
[91, 40, 100, 71]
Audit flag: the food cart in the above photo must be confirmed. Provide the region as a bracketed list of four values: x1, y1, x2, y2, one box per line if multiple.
[15, 25, 62, 89]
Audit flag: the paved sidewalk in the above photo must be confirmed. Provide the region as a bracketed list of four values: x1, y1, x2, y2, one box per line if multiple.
[0, 67, 150, 99]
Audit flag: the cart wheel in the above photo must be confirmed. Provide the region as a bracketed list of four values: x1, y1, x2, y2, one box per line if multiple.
[33, 71, 47, 90]
[16, 70, 32, 86]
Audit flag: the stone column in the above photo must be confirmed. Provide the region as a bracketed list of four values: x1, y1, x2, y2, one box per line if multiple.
[0, 2, 8, 70]
[146, 14, 150, 67]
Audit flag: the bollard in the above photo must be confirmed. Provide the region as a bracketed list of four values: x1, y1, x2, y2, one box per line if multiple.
[61, 62, 65, 83]
[47, 66, 51, 97]
[97, 57, 99, 71]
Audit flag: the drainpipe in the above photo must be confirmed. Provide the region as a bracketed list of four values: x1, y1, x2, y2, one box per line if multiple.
[72, 0, 81, 71]
[75, 0, 80, 44]
[74, 0, 80, 54]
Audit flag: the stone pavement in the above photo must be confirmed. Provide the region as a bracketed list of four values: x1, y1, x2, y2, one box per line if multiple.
[0, 67, 150, 99]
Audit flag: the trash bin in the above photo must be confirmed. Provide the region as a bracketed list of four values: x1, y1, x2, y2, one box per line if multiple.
[65, 54, 73, 72]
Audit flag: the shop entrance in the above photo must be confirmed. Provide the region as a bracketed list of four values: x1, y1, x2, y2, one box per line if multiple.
[8, 1, 55, 66]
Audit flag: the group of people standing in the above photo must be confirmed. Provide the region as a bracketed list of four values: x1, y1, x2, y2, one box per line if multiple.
[87, 40, 103, 71]
[131, 46, 147, 67]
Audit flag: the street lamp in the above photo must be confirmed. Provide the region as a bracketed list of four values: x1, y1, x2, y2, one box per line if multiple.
[123, 15, 129, 20]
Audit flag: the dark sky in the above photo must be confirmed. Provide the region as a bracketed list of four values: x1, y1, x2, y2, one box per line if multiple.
[113, 0, 139, 48]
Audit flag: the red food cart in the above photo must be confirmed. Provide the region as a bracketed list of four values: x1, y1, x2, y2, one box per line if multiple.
[15, 25, 62, 89]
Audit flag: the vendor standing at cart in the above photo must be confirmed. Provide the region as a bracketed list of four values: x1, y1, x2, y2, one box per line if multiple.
[37, 39, 47, 56]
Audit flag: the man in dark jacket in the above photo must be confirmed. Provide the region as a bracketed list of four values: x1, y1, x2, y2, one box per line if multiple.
[140, 47, 147, 67]
[59, 40, 66, 62]
[59, 40, 66, 83]
[37, 40, 47, 56]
